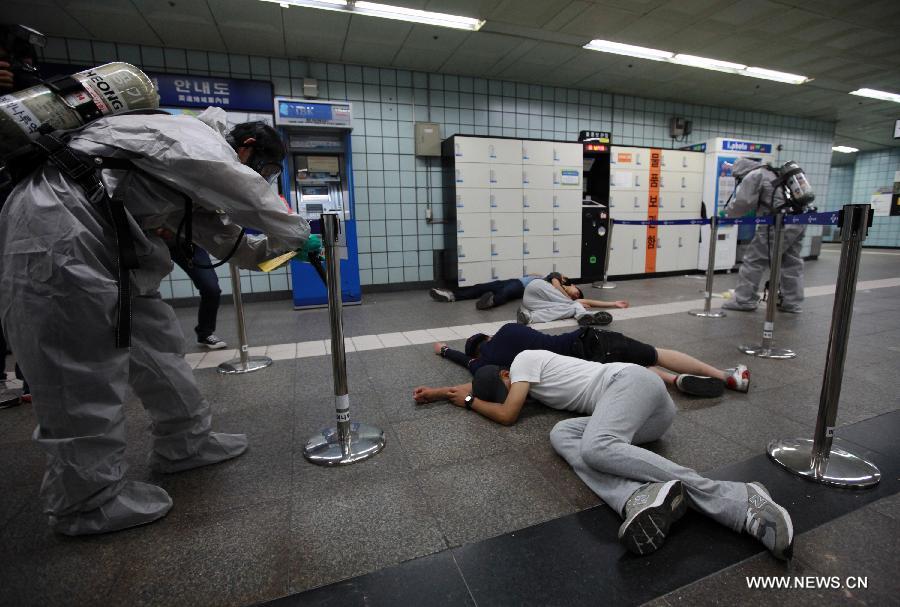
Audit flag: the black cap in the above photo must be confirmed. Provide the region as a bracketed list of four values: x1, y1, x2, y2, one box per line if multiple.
[472, 365, 508, 404]
[465, 333, 489, 357]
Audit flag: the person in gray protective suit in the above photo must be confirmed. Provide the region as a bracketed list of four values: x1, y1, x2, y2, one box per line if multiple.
[0, 107, 313, 535]
[722, 158, 806, 313]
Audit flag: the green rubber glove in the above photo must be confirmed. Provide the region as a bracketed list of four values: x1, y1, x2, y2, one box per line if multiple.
[299, 234, 323, 261]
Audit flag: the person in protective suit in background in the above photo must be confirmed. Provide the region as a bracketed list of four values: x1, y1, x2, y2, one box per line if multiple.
[722, 157, 806, 314]
[0, 107, 316, 535]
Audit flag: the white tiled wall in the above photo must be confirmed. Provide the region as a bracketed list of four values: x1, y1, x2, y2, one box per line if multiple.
[41, 37, 838, 296]
[823, 151, 900, 247]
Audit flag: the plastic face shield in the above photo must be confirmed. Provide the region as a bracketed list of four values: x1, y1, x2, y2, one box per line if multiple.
[258, 162, 282, 185]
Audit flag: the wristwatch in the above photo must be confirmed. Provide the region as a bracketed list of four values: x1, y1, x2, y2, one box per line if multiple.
[464, 393, 474, 410]
[440, 345, 450, 357]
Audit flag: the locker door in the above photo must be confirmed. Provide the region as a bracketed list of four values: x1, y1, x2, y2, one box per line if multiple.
[490, 189, 523, 213]
[522, 140, 554, 165]
[491, 260, 524, 281]
[553, 188, 582, 213]
[455, 163, 491, 189]
[488, 138, 522, 164]
[522, 164, 556, 189]
[659, 170, 703, 193]
[452, 137, 491, 163]
[607, 225, 634, 276]
[553, 235, 581, 258]
[610, 146, 646, 168]
[553, 257, 581, 279]
[490, 236, 524, 261]
[677, 225, 701, 271]
[660, 150, 703, 173]
[456, 214, 491, 238]
[522, 189, 554, 213]
[631, 226, 647, 275]
[455, 188, 491, 214]
[653, 227, 677, 272]
[490, 163, 523, 189]
[523, 235, 554, 258]
[554, 166, 582, 189]
[457, 237, 491, 262]
[657, 192, 695, 219]
[609, 168, 637, 191]
[523, 258, 554, 276]
[611, 191, 649, 215]
[523, 212, 554, 236]
[490, 212, 524, 238]
[553, 212, 581, 235]
[458, 261, 492, 285]
[554, 142, 583, 166]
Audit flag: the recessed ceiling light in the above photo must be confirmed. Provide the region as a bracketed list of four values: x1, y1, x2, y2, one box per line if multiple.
[582, 39, 809, 85]
[832, 146, 859, 153]
[260, 0, 485, 31]
[849, 88, 900, 104]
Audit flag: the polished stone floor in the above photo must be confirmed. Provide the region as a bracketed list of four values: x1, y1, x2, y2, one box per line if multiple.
[1, 244, 898, 606]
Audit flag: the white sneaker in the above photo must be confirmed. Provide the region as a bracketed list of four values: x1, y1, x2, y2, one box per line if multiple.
[516, 308, 531, 324]
[429, 288, 455, 302]
[725, 364, 750, 393]
[745, 482, 794, 560]
[197, 335, 227, 350]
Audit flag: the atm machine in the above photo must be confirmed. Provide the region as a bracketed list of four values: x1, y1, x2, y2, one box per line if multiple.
[274, 97, 361, 308]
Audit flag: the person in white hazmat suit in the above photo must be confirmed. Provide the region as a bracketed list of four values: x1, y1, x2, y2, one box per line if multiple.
[721, 157, 806, 313]
[0, 107, 313, 535]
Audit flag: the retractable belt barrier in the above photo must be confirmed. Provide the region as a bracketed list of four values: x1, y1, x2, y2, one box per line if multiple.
[610, 210, 841, 227]
[217, 262, 274, 375]
[768, 204, 881, 489]
[303, 212, 385, 466]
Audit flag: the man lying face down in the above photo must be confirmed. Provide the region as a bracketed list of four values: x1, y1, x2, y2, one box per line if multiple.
[419, 349, 793, 560]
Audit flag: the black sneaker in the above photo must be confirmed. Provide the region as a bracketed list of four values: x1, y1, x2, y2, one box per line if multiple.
[429, 288, 455, 302]
[675, 374, 725, 397]
[197, 335, 227, 350]
[475, 292, 495, 310]
[577, 312, 613, 327]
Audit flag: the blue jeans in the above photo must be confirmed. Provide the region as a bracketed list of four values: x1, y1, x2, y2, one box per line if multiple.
[170, 246, 222, 340]
[452, 279, 525, 307]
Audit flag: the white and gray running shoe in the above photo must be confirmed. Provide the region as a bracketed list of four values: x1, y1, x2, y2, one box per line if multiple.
[429, 288, 455, 302]
[197, 335, 227, 350]
[745, 482, 794, 560]
[618, 480, 687, 556]
[516, 308, 531, 325]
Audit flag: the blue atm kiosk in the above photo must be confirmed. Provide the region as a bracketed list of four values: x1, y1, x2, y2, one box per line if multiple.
[274, 97, 361, 308]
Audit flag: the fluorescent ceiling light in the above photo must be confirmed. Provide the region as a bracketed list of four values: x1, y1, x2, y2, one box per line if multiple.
[582, 40, 809, 85]
[261, 0, 485, 31]
[832, 146, 859, 153]
[672, 54, 746, 73]
[849, 88, 900, 103]
[744, 67, 810, 85]
[583, 39, 673, 62]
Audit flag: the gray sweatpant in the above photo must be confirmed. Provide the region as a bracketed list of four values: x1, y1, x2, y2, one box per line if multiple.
[549, 366, 748, 532]
[734, 224, 806, 308]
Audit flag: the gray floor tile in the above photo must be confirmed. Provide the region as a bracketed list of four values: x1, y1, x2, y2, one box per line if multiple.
[288, 475, 447, 593]
[646, 414, 758, 473]
[415, 450, 575, 546]
[683, 399, 812, 455]
[524, 442, 603, 511]
[869, 492, 900, 521]
[104, 498, 293, 607]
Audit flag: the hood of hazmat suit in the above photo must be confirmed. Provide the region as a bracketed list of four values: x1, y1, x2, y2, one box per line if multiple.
[0, 107, 308, 535]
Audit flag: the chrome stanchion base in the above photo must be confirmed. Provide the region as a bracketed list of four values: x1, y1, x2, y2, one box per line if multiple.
[738, 344, 796, 359]
[768, 438, 881, 489]
[688, 309, 726, 318]
[217, 355, 273, 374]
[304, 422, 386, 465]
[591, 281, 616, 290]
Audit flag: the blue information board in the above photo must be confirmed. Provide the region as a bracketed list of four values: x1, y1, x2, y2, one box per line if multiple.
[150, 74, 273, 112]
[274, 97, 352, 128]
[721, 140, 772, 154]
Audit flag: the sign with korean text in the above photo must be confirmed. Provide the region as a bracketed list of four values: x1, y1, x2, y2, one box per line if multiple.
[151, 74, 273, 112]
[274, 97, 352, 129]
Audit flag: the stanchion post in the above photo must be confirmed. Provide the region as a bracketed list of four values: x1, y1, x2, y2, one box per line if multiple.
[767, 204, 880, 488]
[218, 262, 273, 374]
[592, 219, 616, 290]
[689, 216, 725, 318]
[738, 213, 796, 359]
[304, 212, 385, 465]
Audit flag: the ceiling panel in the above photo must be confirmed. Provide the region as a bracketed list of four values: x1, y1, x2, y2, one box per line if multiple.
[402, 24, 470, 51]
[391, 46, 449, 72]
[439, 50, 501, 75]
[135, 0, 225, 51]
[342, 42, 402, 67]
[0, 1, 92, 38]
[424, 0, 503, 19]
[556, 4, 642, 39]
[488, 0, 585, 29]
[57, 0, 161, 45]
[345, 13, 413, 44]
[706, 0, 781, 26]
[207, 0, 284, 55]
[518, 42, 579, 67]
[285, 34, 345, 62]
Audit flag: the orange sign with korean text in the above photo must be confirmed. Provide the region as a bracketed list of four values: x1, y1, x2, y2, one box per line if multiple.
[645, 148, 661, 273]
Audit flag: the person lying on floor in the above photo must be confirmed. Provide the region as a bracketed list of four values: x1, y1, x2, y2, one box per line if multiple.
[429, 274, 544, 310]
[518, 272, 628, 327]
[423, 322, 749, 398]
[419, 350, 793, 560]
